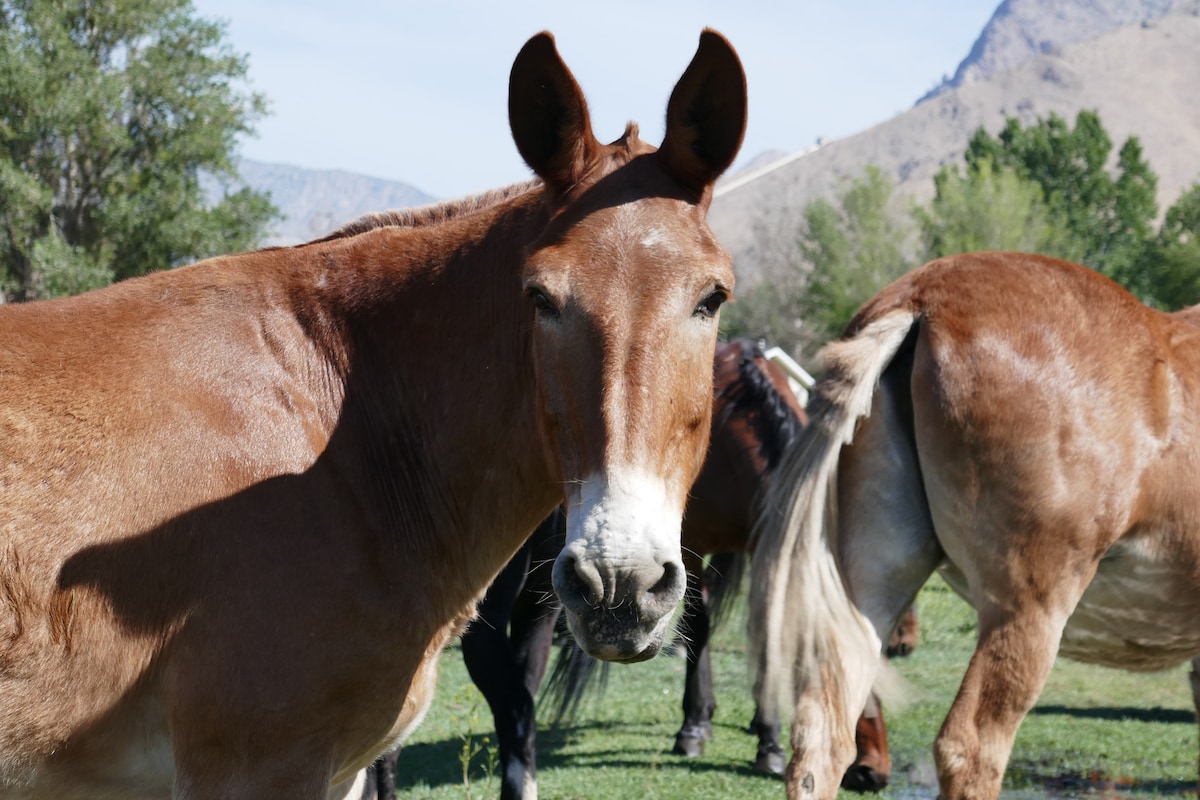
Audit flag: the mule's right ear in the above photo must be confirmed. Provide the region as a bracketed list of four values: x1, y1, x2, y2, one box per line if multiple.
[508, 32, 602, 194]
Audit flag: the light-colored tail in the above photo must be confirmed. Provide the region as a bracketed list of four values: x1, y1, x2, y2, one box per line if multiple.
[749, 309, 918, 720]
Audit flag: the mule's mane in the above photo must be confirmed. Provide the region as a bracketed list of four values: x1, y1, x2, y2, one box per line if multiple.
[308, 179, 541, 244]
[718, 341, 804, 470]
[307, 123, 653, 247]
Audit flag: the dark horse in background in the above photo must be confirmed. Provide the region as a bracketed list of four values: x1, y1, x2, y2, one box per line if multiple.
[368, 341, 915, 799]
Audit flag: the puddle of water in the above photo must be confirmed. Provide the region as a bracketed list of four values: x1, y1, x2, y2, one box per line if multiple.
[883, 761, 1188, 800]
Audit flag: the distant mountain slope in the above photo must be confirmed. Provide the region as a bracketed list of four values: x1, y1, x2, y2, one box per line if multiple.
[709, 5, 1200, 285]
[922, 0, 1194, 101]
[237, 160, 435, 246]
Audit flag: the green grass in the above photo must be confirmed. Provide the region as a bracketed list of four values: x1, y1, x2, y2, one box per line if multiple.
[392, 577, 1197, 799]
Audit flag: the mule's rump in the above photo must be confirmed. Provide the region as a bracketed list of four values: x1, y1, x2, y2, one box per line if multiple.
[752, 251, 1200, 800]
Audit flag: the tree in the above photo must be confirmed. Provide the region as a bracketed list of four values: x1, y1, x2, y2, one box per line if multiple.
[0, 0, 277, 301]
[1132, 182, 1200, 309]
[914, 158, 1079, 262]
[963, 111, 1158, 288]
[722, 166, 914, 365]
[795, 166, 913, 347]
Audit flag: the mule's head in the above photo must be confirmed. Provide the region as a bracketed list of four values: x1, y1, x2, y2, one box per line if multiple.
[509, 31, 747, 662]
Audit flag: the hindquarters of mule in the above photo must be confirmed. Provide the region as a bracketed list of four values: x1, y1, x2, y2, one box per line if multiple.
[752, 252, 1200, 800]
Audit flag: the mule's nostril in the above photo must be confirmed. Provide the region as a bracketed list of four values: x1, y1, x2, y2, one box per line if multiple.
[647, 560, 685, 604]
[554, 553, 601, 610]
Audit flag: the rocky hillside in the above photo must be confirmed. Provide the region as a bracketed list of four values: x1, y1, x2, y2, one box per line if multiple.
[921, 0, 1194, 100]
[235, 160, 434, 246]
[709, 2, 1200, 285]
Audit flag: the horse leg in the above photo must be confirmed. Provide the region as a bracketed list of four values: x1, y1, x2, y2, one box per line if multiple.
[673, 551, 715, 757]
[461, 529, 538, 800]
[906, 360, 1110, 798]
[1190, 658, 1200, 792]
[885, 605, 918, 658]
[749, 706, 786, 775]
[840, 691, 891, 792]
[362, 748, 400, 800]
[932, 581, 1084, 799]
[501, 514, 564, 800]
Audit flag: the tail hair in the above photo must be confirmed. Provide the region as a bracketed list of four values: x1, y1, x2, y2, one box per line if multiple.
[704, 551, 746, 630]
[749, 310, 917, 718]
[542, 633, 609, 726]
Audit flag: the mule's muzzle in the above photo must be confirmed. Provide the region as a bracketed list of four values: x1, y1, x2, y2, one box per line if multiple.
[552, 552, 686, 662]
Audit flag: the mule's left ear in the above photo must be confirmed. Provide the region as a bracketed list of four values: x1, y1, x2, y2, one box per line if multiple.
[659, 29, 748, 194]
[508, 32, 603, 194]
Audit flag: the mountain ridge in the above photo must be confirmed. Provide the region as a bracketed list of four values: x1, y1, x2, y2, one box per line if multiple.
[708, 3, 1200, 284]
[229, 0, 1200, 286]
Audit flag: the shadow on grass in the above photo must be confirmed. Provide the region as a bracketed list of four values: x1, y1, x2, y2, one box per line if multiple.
[1029, 705, 1196, 724]
[394, 721, 781, 792]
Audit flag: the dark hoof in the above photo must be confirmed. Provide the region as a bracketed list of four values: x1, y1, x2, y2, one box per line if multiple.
[885, 641, 913, 658]
[672, 721, 712, 757]
[753, 746, 785, 775]
[840, 764, 889, 793]
[672, 734, 705, 757]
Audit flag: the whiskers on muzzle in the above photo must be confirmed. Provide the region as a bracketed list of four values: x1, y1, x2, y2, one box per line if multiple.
[551, 549, 686, 662]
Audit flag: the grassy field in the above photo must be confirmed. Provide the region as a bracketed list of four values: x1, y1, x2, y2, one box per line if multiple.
[392, 577, 1197, 800]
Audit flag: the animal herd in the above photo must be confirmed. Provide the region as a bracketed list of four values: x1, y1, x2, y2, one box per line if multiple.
[0, 27, 1195, 800]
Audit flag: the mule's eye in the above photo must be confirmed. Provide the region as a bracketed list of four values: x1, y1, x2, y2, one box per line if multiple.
[694, 288, 729, 319]
[526, 286, 559, 318]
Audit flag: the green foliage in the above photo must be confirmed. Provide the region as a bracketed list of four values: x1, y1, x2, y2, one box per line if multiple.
[962, 111, 1167, 298]
[731, 111, 1200, 358]
[795, 166, 914, 347]
[449, 685, 498, 800]
[1130, 182, 1200, 309]
[0, 0, 278, 301]
[723, 167, 914, 365]
[915, 159, 1080, 261]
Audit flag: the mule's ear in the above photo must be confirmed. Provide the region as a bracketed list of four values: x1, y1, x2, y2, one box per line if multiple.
[659, 29, 748, 193]
[509, 32, 602, 193]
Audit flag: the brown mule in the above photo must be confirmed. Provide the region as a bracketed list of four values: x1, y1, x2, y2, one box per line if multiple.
[752, 252, 1200, 799]
[0, 30, 747, 798]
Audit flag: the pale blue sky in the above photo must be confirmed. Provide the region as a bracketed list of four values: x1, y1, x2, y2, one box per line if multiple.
[190, 1, 1000, 199]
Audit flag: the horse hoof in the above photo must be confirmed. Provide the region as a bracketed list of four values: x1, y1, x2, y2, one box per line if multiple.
[671, 735, 705, 758]
[753, 748, 785, 775]
[885, 641, 912, 658]
[840, 764, 889, 793]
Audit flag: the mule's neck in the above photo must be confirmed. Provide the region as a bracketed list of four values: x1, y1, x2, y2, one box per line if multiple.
[299, 187, 562, 599]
